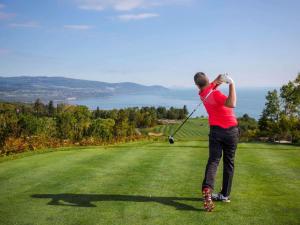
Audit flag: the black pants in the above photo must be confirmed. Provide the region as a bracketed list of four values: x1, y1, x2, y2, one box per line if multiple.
[202, 126, 239, 197]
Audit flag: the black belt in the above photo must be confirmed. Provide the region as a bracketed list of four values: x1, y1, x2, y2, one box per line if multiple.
[210, 125, 238, 131]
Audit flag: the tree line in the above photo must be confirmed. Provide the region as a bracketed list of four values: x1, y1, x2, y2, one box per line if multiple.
[238, 73, 300, 144]
[0, 102, 188, 155]
[1, 74, 299, 155]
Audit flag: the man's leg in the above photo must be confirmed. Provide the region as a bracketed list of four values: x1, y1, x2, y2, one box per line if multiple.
[202, 130, 223, 191]
[202, 129, 223, 211]
[221, 128, 239, 197]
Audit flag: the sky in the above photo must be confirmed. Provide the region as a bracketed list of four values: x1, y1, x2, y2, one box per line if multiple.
[0, 0, 299, 88]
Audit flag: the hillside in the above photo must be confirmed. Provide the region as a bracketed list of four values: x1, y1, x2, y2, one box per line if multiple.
[0, 76, 169, 103]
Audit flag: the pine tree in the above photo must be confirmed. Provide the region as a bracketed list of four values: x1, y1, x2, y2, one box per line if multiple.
[33, 99, 44, 116]
[47, 100, 55, 116]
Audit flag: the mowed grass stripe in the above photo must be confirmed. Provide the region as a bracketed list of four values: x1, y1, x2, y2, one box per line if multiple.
[79, 144, 174, 194]
[0, 139, 299, 225]
[37, 143, 191, 225]
[0, 143, 169, 225]
[0, 146, 146, 204]
[94, 144, 185, 225]
[33, 147, 151, 193]
[0, 149, 95, 178]
[232, 146, 300, 225]
[0, 149, 114, 196]
[106, 142, 206, 225]
[255, 146, 300, 179]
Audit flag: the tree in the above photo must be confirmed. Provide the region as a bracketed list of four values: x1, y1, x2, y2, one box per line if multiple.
[167, 107, 176, 119]
[47, 100, 55, 117]
[33, 99, 45, 116]
[89, 118, 115, 141]
[56, 111, 76, 140]
[94, 106, 101, 119]
[281, 82, 297, 115]
[183, 105, 189, 116]
[18, 114, 41, 137]
[278, 74, 300, 142]
[72, 106, 91, 141]
[114, 109, 130, 138]
[258, 90, 280, 139]
[178, 107, 187, 120]
[238, 114, 258, 141]
[0, 113, 19, 150]
[258, 74, 300, 143]
[157, 106, 167, 119]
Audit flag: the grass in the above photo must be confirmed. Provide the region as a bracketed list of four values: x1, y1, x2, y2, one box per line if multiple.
[145, 118, 210, 141]
[0, 119, 299, 225]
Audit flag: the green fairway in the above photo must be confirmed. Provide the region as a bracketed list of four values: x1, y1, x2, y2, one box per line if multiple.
[0, 140, 299, 225]
[146, 118, 210, 141]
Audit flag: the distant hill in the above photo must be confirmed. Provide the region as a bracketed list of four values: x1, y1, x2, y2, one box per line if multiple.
[0, 76, 169, 103]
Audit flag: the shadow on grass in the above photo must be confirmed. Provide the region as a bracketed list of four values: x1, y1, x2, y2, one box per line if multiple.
[31, 194, 203, 211]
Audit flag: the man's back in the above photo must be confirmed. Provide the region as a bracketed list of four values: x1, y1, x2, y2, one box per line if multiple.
[199, 83, 238, 128]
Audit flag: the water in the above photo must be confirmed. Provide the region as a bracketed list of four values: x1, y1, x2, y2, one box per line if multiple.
[69, 87, 272, 120]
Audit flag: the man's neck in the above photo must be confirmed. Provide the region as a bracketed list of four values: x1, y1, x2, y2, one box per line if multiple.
[200, 83, 210, 92]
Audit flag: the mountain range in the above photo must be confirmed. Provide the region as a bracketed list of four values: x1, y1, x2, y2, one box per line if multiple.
[0, 76, 169, 103]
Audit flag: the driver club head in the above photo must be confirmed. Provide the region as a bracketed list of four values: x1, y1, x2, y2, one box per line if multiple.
[168, 136, 175, 144]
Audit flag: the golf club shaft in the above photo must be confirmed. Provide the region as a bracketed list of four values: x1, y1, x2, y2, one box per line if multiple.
[171, 105, 201, 137]
[171, 85, 219, 137]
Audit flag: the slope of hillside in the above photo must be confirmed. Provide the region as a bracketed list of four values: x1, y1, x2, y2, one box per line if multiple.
[0, 76, 169, 102]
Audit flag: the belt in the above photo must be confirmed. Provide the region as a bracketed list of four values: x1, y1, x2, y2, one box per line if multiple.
[210, 125, 239, 131]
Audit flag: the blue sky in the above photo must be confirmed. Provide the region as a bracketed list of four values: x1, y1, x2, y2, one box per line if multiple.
[0, 0, 299, 87]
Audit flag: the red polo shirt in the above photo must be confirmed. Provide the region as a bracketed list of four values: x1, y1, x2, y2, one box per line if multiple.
[199, 83, 238, 128]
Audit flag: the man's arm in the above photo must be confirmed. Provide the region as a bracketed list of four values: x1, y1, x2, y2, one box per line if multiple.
[212, 75, 223, 86]
[225, 83, 236, 108]
[215, 74, 237, 108]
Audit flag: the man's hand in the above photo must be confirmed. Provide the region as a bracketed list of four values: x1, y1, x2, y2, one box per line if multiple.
[220, 74, 234, 85]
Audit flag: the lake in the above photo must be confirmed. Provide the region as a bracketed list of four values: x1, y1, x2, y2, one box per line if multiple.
[69, 87, 274, 119]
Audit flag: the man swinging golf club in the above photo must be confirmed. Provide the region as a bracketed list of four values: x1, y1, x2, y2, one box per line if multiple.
[194, 72, 239, 212]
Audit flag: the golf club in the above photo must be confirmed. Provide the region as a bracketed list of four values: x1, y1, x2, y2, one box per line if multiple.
[168, 84, 220, 144]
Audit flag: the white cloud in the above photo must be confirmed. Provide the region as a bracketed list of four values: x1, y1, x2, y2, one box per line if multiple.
[0, 3, 16, 20]
[76, 0, 191, 11]
[0, 48, 10, 55]
[118, 13, 159, 21]
[78, 0, 104, 11]
[77, 0, 143, 11]
[64, 24, 94, 30]
[0, 11, 15, 20]
[9, 21, 40, 28]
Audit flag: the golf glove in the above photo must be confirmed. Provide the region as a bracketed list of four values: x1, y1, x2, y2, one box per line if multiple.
[220, 74, 234, 84]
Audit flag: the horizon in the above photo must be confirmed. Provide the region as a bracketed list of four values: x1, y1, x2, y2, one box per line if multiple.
[0, 74, 281, 89]
[0, 0, 299, 87]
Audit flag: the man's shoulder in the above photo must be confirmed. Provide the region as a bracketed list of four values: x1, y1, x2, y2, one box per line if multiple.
[213, 89, 226, 97]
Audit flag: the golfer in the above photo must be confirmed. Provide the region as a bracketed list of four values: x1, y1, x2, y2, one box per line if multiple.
[194, 72, 239, 212]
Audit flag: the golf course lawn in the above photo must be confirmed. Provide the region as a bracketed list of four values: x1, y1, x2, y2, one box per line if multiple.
[0, 140, 299, 225]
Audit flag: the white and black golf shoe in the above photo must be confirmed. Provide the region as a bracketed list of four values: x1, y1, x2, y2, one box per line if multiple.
[212, 193, 231, 203]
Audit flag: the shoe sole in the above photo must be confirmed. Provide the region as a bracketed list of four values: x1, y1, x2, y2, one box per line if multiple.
[212, 198, 231, 203]
[202, 190, 215, 212]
